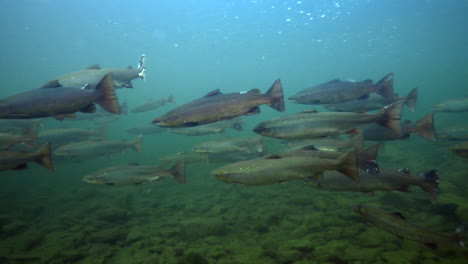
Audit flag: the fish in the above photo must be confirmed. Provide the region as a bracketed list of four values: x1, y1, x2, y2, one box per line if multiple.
[432, 97, 468, 112]
[310, 169, 439, 203]
[0, 142, 53, 172]
[0, 122, 39, 149]
[448, 141, 468, 158]
[40, 54, 146, 89]
[152, 79, 284, 127]
[353, 204, 465, 250]
[362, 112, 437, 141]
[38, 127, 107, 147]
[289, 73, 393, 105]
[0, 119, 42, 134]
[211, 148, 359, 185]
[0, 74, 120, 120]
[54, 135, 142, 159]
[284, 133, 364, 152]
[437, 126, 468, 141]
[83, 160, 185, 186]
[253, 101, 403, 139]
[192, 137, 263, 154]
[325, 88, 418, 112]
[126, 124, 166, 135]
[131, 94, 176, 113]
[168, 118, 243, 136]
[158, 152, 208, 165]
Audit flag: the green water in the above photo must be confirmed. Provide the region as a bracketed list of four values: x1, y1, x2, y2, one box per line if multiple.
[1, 0, 468, 263]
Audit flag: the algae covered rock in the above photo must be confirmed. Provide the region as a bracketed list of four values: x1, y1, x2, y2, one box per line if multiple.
[179, 217, 228, 240]
[90, 227, 127, 243]
[95, 207, 129, 223]
[178, 251, 209, 264]
[2, 221, 27, 236]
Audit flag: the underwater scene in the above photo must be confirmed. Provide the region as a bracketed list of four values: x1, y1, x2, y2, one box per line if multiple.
[1, 0, 468, 263]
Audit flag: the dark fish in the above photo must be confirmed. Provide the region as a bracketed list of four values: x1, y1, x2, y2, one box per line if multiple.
[363, 112, 437, 141]
[126, 124, 166, 135]
[289, 73, 393, 105]
[83, 160, 185, 186]
[437, 126, 468, 141]
[432, 97, 468, 112]
[131, 94, 176, 113]
[169, 117, 243, 136]
[326, 88, 418, 112]
[311, 169, 439, 202]
[0, 142, 53, 172]
[0, 74, 120, 119]
[448, 141, 468, 158]
[152, 79, 284, 127]
[212, 148, 359, 185]
[38, 127, 106, 147]
[54, 135, 142, 159]
[41, 54, 146, 89]
[353, 204, 465, 250]
[253, 101, 403, 139]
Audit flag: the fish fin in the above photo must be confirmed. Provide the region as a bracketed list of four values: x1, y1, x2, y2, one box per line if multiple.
[130, 135, 143, 152]
[203, 89, 223, 97]
[181, 122, 199, 127]
[247, 88, 261, 94]
[346, 128, 361, 135]
[351, 132, 365, 153]
[34, 142, 54, 172]
[80, 104, 96, 113]
[264, 154, 282, 159]
[123, 81, 134, 88]
[300, 109, 319, 113]
[245, 106, 261, 116]
[375, 73, 394, 99]
[265, 79, 285, 112]
[423, 243, 438, 250]
[95, 73, 121, 114]
[13, 164, 28, 170]
[420, 169, 439, 204]
[358, 144, 379, 165]
[232, 118, 243, 131]
[168, 94, 176, 104]
[390, 211, 407, 220]
[86, 64, 101, 69]
[336, 148, 359, 183]
[404, 88, 418, 111]
[171, 160, 186, 184]
[356, 93, 370, 100]
[412, 112, 437, 141]
[323, 79, 341, 85]
[127, 65, 133, 69]
[40, 80, 62, 88]
[378, 100, 403, 135]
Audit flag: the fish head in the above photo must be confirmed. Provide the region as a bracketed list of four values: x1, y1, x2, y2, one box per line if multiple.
[211, 168, 235, 183]
[83, 174, 114, 185]
[252, 123, 284, 138]
[192, 144, 208, 153]
[431, 103, 444, 111]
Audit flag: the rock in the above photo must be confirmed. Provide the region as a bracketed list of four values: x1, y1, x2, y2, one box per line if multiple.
[2, 221, 27, 236]
[127, 228, 144, 243]
[95, 208, 129, 223]
[178, 251, 209, 264]
[278, 249, 302, 263]
[90, 227, 127, 243]
[179, 217, 228, 240]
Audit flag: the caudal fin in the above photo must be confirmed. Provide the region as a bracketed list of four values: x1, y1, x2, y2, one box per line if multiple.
[265, 79, 285, 112]
[170, 159, 186, 184]
[419, 169, 439, 204]
[411, 112, 437, 140]
[33, 142, 54, 172]
[168, 94, 176, 104]
[404, 88, 418, 112]
[336, 148, 359, 183]
[130, 135, 143, 152]
[375, 73, 394, 99]
[95, 74, 121, 114]
[378, 100, 404, 135]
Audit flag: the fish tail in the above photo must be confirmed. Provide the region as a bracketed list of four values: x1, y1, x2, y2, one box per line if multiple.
[265, 79, 285, 112]
[34, 142, 54, 172]
[336, 148, 360, 183]
[232, 118, 243, 131]
[350, 132, 365, 153]
[411, 112, 437, 140]
[168, 94, 176, 104]
[130, 135, 143, 152]
[378, 100, 404, 135]
[375, 73, 394, 99]
[358, 144, 380, 175]
[95, 74, 121, 114]
[404, 88, 418, 111]
[171, 159, 186, 184]
[420, 169, 439, 204]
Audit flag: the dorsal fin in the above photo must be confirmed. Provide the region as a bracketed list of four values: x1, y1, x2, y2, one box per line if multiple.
[264, 154, 282, 159]
[203, 89, 222, 97]
[246, 88, 260, 94]
[390, 211, 407, 220]
[40, 80, 62, 88]
[128, 65, 133, 69]
[86, 64, 101, 69]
